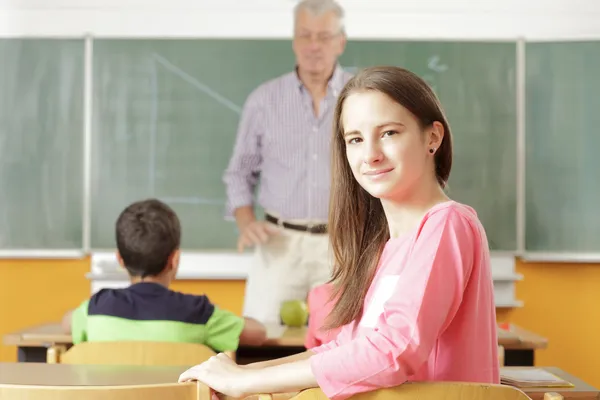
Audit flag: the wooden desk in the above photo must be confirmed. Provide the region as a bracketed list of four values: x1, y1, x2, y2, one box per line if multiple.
[3, 323, 70, 347]
[503, 367, 599, 400]
[3, 323, 71, 363]
[4, 322, 547, 366]
[3, 324, 305, 348]
[0, 362, 186, 386]
[0, 363, 596, 400]
[499, 324, 548, 366]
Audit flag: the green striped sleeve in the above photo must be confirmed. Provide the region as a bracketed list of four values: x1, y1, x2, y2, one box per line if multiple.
[71, 300, 89, 344]
[204, 306, 245, 352]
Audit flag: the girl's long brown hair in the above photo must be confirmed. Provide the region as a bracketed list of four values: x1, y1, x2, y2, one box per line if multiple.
[325, 66, 453, 329]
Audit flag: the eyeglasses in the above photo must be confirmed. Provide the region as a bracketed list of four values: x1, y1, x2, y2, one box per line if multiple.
[294, 32, 340, 44]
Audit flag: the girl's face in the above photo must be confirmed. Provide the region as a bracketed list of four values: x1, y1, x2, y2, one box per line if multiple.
[342, 90, 442, 202]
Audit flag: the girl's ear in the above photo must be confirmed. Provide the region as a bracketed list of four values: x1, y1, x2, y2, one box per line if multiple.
[427, 121, 445, 152]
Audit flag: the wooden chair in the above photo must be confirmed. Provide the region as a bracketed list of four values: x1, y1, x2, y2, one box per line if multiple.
[48, 341, 234, 366]
[0, 381, 205, 400]
[242, 382, 565, 400]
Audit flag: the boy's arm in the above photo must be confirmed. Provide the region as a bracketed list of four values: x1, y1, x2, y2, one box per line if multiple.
[238, 317, 267, 346]
[61, 310, 74, 334]
[204, 307, 265, 352]
[64, 300, 89, 343]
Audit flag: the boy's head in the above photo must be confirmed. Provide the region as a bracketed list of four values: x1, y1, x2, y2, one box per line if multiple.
[115, 199, 181, 281]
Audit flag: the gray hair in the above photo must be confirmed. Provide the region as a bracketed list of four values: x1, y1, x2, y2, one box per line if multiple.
[294, 0, 345, 34]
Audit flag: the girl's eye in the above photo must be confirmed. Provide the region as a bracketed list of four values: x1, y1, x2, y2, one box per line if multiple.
[383, 130, 398, 137]
[347, 137, 362, 144]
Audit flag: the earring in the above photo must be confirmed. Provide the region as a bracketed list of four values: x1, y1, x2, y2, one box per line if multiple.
[429, 148, 435, 154]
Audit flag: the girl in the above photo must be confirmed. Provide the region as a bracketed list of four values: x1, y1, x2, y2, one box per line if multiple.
[179, 66, 499, 400]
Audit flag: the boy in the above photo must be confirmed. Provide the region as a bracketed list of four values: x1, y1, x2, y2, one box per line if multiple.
[62, 199, 267, 352]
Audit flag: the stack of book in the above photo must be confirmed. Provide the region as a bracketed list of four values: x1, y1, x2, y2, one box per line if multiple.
[500, 368, 574, 388]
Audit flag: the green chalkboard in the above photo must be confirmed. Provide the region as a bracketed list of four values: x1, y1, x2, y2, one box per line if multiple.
[90, 40, 292, 250]
[90, 39, 517, 251]
[0, 39, 84, 250]
[525, 42, 600, 252]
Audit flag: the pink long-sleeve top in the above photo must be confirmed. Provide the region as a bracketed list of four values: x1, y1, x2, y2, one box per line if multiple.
[310, 201, 499, 400]
[305, 283, 342, 349]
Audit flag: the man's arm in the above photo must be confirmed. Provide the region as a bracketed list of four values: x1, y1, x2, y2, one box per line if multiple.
[222, 90, 281, 251]
[234, 206, 280, 252]
[234, 206, 256, 232]
[222, 91, 264, 219]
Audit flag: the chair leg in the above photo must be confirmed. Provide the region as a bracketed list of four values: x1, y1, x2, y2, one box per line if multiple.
[47, 345, 67, 364]
[544, 393, 564, 400]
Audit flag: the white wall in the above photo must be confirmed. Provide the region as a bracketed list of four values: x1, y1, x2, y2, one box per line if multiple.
[1, 0, 599, 39]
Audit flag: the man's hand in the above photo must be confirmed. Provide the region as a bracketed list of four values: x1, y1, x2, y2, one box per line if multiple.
[237, 221, 280, 252]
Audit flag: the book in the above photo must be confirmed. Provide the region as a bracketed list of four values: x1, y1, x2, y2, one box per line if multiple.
[500, 368, 574, 388]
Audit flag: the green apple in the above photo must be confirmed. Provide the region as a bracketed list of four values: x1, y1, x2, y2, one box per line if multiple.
[280, 299, 309, 327]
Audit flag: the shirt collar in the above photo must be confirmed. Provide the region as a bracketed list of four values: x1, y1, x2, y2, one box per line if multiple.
[127, 281, 169, 295]
[293, 63, 346, 95]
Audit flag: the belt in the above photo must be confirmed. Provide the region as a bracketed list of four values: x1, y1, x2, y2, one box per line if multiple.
[265, 213, 327, 234]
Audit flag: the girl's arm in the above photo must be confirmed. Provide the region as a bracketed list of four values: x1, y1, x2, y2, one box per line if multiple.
[242, 350, 314, 369]
[244, 358, 318, 395]
[178, 353, 319, 398]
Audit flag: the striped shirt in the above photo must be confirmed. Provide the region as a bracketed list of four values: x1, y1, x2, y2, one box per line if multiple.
[223, 64, 353, 222]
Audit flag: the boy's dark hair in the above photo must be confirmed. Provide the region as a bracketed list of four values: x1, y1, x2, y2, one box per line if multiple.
[115, 199, 181, 278]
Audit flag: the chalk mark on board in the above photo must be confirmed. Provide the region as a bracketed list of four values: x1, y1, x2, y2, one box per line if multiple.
[423, 55, 449, 93]
[427, 56, 448, 73]
[145, 54, 228, 206]
[151, 53, 242, 115]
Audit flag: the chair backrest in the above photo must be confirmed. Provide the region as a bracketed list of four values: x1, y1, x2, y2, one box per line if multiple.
[0, 381, 203, 400]
[59, 341, 218, 366]
[249, 382, 534, 400]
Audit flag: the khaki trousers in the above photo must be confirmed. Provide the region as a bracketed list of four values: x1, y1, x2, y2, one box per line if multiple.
[242, 220, 333, 324]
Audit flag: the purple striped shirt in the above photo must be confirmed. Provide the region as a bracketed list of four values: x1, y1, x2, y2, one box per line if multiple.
[223, 65, 353, 222]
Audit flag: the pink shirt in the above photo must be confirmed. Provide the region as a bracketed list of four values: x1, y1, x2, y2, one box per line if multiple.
[310, 201, 499, 400]
[305, 284, 342, 349]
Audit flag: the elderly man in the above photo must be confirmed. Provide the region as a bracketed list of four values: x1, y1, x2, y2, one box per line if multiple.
[223, 0, 352, 324]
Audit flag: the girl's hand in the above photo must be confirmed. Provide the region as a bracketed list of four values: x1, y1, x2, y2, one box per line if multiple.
[178, 353, 254, 398]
